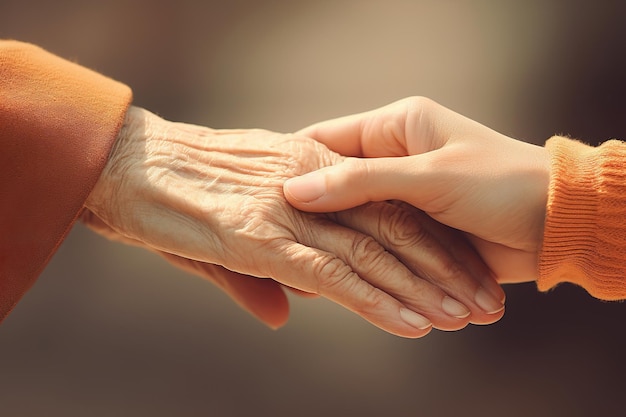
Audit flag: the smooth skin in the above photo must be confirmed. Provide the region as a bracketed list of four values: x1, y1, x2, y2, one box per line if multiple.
[284, 97, 551, 287]
[84, 106, 504, 338]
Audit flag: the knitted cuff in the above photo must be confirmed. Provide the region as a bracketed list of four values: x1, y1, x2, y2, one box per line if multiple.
[539, 136, 626, 300]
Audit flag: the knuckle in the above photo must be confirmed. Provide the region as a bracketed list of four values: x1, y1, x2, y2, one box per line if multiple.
[403, 95, 437, 115]
[312, 256, 354, 295]
[352, 286, 388, 316]
[378, 205, 430, 249]
[351, 234, 389, 273]
[309, 243, 391, 317]
[340, 157, 371, 183]
[236, 200, 282, 238]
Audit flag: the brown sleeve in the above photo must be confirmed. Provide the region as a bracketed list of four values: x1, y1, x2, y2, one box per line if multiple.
[0, 40, 132, 321]
[539, 136, 626, 300]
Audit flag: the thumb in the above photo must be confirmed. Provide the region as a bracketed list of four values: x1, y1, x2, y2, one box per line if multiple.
[284, 156, 431, 213]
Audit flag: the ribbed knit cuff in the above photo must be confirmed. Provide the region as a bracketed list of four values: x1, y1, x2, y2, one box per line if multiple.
[539, 136, 626, 300]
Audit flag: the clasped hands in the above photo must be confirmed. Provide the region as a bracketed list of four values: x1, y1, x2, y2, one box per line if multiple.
[84, 97, 550, 338]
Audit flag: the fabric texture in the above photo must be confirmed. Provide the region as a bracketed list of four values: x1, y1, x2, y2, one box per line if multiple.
[539, 136, 626, 300]
[0, 40, 132, 321]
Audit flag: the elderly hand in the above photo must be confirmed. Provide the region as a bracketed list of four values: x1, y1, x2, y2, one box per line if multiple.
[284, 97, 551, 285]
[85, 106, 504, 338]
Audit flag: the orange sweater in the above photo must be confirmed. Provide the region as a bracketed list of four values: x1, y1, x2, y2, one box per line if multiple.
[0, 41, 624, 323]
[0, 41, 132, 321]
[539, 137, 626, 300]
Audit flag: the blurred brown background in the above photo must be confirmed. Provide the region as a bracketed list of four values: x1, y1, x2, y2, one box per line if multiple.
[2, 1, 626, 416]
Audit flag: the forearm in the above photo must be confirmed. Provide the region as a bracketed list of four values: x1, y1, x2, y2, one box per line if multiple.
[539, 136, 626, 300]
[0, 40, 132, 320]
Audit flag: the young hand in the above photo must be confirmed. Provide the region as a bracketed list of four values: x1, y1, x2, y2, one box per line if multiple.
[284, 97, 551, 284]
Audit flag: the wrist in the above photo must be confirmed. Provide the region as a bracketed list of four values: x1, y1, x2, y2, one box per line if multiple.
[84, 106, 149, 230]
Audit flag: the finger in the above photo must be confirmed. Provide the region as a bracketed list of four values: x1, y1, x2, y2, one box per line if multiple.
[306, 218, 475, 332]
[264, 236, 434, 339]
[330, 203, 505, 326]
[333, 203, 506, 324]
[297, 97, 429, 158]
[297, 111, 372, 157]
[159, 253, 290, 330]
[421, 228, 505, 326]
[389, 200, 507, 318]
[284, 155, 436, 213]
[277, 216, 478, 334]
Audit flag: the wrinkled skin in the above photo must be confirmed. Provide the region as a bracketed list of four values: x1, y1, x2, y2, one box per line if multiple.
[84, 106, 504, 338]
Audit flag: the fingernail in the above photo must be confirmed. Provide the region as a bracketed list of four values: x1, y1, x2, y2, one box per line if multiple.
[484, 273, 507, 303]
[474, 287, 505, 314]
[442, 296, 471, 319]
[400, 308, 432, 330]
[284, 172, 327, 203]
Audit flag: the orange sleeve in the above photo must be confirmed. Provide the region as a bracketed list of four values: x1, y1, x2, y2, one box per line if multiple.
[539, 136, 626, 300]
[0, 40, 132, 321]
